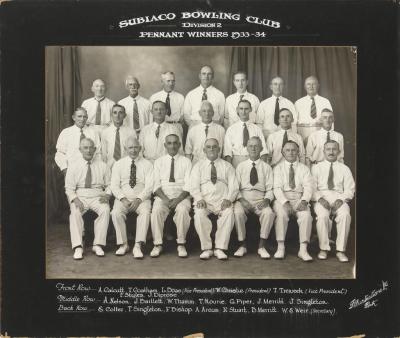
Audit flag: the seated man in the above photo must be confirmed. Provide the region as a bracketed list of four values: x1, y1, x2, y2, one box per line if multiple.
[273, 141, 315, 261]
[65, 138, 111, 260]
[190, 138, 239, 260]
[234, 137, 275, 259]
[110, 136, 153, 258]
[312, 140, 355, 262]
[151, 134, 192, 258]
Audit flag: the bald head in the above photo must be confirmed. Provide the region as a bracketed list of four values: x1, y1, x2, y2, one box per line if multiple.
[79, 137, 96, 161]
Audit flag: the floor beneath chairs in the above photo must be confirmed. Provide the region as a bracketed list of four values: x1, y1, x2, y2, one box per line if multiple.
[46, 214, 355, 279]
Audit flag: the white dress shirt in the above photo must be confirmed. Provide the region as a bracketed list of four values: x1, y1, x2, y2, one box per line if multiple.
[311, 160, 355, 202]
[224, 91, 260, 127]
[153, 154, 192, 199]
[149, 90, 184, 123]
[236, 159, 274, 201]
[224, 121, 268, 157]
[110, 155, 153, 202]
[55, 125, 101, 171]
[185, 122, 225, 161]
[183, 85, 225, 125]
[266, 128, 305, 166]
[81, 96, 115, 126]
[118, 95, 152, 131]
[306, 129, 344, 163]
[295, 94, 333, 125]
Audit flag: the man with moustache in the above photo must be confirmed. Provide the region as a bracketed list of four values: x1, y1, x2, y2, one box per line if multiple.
[65, 138, 111, 260]
[183, 65, 225, 127]
[312, 140, 355, 262]
[150, 134, 192, 258]
[233, 137, 275, 259]
[110, 137, 154, 258]
[190, 138, 239, 260]
[224, 71, 260, 128]
[185, 100, 225, 164]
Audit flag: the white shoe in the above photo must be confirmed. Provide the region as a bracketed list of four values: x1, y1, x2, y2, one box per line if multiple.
[115, 244, 129, 256]
[336, 251, 349, 262]
[92, 245, 105, 257]
[199, 250, 213, 260]
[73, 247, 83, 260]
[318, 250, 328, 260]
[177, 245, 188, 258]
[298, 250, 313, 262]
[132, 243, 144, 259]
[274, 247, 285, 259]
[214, 249, 228, 260]
[258, 247, 271, 259]
[150, 245, 163, 258]
[234, 246, 247, 257]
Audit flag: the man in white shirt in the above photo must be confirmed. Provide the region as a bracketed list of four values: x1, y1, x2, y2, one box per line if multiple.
[101, 104, 137, 169]
[190, 138, 239, 260]
[149, 71, 184, 136]
[266, 108, 305, 167]
[118, 75, 152, 134]
[81, 79, 115, 130]
[183, 65, 225, 127]
[224, 100, 268, 168]
[65, 138, 111, 260]
[295, 76, 333, 141]
[55, 107, 101, 175]
[273, 141, 315, 261]
[233, 137, 275, 259]
[256, 76, 297, 139]
[185, 100, 225, 163]
[306, 108, 344, 167]
[150, 134, 192, 258]
[110, 136, 154, 258]
[139, 101, 183, 163]
[224, 71, 260, 128]
[311, 140, 355, 262]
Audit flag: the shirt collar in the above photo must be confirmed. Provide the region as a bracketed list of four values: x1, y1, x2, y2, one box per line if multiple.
[94, 96, 105, 102]
[207, 158, 218, 165]
[130, 95, 141, 100]
[201, 121, 213, 127]
[308, 94, 319, 100]
[248, 158, 260, 165]
[285, 160, 298, 167]
[199, 85, 213, 91]
[73, 124, 85, 131]
[321, 127, 333, 133]
[271, 94, 282, 99]
[154, 121, 165, 127]
[324, 159, 338, 165]
[236, 91, 248, 96]
[162, 89, 174, 95]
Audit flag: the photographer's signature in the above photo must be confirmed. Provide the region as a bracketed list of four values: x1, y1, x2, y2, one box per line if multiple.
[349, 281, 388, 310]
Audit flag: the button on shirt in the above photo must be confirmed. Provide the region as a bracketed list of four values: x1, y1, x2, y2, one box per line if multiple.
[224, 91, 260, 127]
[311, 160, 355, 202]
[65, 158, 111, 203]
[306, 129, 344, 163]
[295, 94, 333, 125]
[236, 159, 274, 201]
[183, 85, 225, 125]
[149, 90, 184, 123]
[267, 129, 305, 166]
[153, 154, 192, 199]
[273, 161, 314, 205]
[110, 156, 154, 201]
[81, 97, 115, 126]
[118, 95, 152, 131]
[55, 125, 101, 171]
[224, 121, 268, 157]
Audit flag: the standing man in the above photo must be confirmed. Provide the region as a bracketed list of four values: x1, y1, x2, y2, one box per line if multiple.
[224, 100, 268, 168]
[139, 101, 183, 163]
[150, 134, 192, 258]
[256, 76, 297, 140]
[81, 79, 115, 130]
[110, 137, 153, 258]
[273, 141, 314, 261]
[185, 101, 225, 163]
[312, 140, 355, 262]
[266, 108, 305, 167]
[190, 138, 239, 260]
[101, 104, 137, 169]
[118, 75, 152, 134]
[65, 138, 111, 260]
[224, 71, 260, 128]
[233, 137, 275, 259]
[295, 76, 333, 141]
[183, 65, 225, 127]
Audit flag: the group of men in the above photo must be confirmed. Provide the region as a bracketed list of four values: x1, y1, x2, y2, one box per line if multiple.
[55, 65, 355, 264]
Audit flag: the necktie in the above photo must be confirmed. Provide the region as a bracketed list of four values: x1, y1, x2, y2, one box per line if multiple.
[239, 94, 244, 102]
[310, 97, 317, 119]
[274, 97, 280, 126]
[210, 161, 217, 184]
[129, 159, 136, 188]
[169, 157, 175, 182]
[113, 127, 121, 160]
[205, 124, 209, 137]
[328, 162, 334, 190]
[165, 92, 171, 116]
[289, 163, 296, 189]
[250, 162, 258, 186]
[133, 98, 140, 130]
[327, 131, 331, 142]
[80, 128, 86, 141]
[243, 123, 249, 147]
[282, 130, 288, 147]
[95, 97, 104, 125]
[84, 161, 92, 188]
[155, 124, 160, 138]
[202, 88, 207, 101]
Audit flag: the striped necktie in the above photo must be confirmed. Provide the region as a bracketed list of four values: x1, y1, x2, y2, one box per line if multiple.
[113, 127, 121, 160]
[202, 88, 207, 101]
[310, 97, 317, 119]
[289, 163, 296, 189]
[210, 161, 217, 184]
[133, 98, 140, 130]
[80, 128, 86, 141]
[165, 92, 171, 116]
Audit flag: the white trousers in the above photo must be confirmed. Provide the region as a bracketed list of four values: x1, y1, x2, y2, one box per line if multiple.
[111, 199, 151, 244]
[194, 204, 234, 251]
[314, 191, 351, 252]
[151, 198, 191, 245]
[69, 196, 110, 249]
